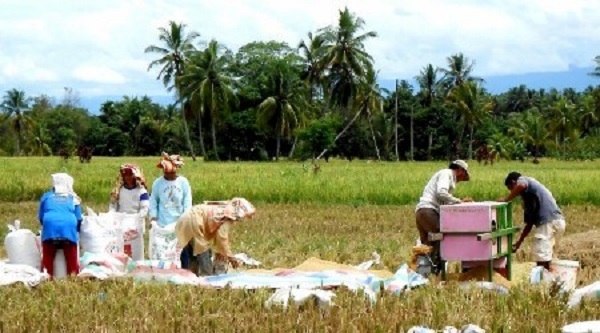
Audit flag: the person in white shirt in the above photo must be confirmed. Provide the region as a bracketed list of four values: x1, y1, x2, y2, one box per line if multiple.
[415, 160, 472, 272]
[109, 164, 149, 257]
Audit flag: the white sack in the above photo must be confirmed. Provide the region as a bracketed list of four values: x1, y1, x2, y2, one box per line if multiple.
[5, 221, 41, 270]
[148, 222, 181, 267]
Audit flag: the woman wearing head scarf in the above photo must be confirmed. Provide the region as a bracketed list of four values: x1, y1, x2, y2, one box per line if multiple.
[109, 164, 149, 258]
[148, 152, 193, 266]
[175, 198, 256, 276]
[38, 173, 83, 277]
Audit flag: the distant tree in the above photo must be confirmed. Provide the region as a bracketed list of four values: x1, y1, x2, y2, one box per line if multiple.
[1, 89, 31, 155]
[298, 32, 326, 101]
[446, 82, 493, 159]
[440, 53, 484, 92]
[318, 7, 377, 110]
[145, 21, 199, 160]
[180, 39, 237, 161]
[256, 65, 302, 160]
[589, 56, 600, 77]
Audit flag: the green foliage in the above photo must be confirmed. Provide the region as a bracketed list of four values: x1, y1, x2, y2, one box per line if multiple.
[296, 116, 340, 160]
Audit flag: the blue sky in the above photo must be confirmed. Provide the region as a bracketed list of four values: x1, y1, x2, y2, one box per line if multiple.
[1, 0, 600, 113]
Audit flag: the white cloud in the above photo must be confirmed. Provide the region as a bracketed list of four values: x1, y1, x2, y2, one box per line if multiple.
[0, 0, 599, 101]
[72, 65, 127, 84]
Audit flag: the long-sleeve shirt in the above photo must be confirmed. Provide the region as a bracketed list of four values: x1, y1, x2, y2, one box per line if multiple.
[148, 176, 192, 227]
[175, 204, 232, 257]
[38, 191, 82, 243]
[415, 169, 461, 212]
[109, 186, 150, 217]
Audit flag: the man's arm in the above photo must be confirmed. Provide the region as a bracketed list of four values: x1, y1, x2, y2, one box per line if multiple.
[497, 182, 527, 202]
[513, 222, 533, 252]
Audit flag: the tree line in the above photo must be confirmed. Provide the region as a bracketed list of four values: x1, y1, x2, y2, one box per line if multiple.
[2, 7, 600, 162]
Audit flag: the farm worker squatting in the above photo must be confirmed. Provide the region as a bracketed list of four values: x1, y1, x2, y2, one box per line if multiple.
[415, 160, 472, 273]
[109, 163, 149, 257]
[149, 152, 193, 267]
[175, 198, 256, 276]
[38, 173, 83, 277]
[497, 172, 566, 270]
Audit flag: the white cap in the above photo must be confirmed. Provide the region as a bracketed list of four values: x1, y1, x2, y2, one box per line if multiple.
[451, 160, 470, 180]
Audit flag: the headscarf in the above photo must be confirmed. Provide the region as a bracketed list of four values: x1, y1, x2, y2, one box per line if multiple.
[110, 163, 147, 205]
[52, 173, 74, 196]
[51, 173, 81, 204]
[204, 198, 256, 230]
[156, 152, 184, 173]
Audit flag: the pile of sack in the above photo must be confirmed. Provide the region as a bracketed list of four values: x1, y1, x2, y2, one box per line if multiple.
[1, 207, 193, 284]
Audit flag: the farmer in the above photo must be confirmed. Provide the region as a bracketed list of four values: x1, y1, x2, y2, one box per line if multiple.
[149, 152, 193, 267]
[497, 172, 566, 270]
[38, 173, 83, 277]
[415, 160, 472, 273]
[175, 198, 256, 276]
[109, 164, 149, 257]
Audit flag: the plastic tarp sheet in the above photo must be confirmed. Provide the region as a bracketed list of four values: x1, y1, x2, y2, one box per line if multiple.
[204, 263, 428, 301]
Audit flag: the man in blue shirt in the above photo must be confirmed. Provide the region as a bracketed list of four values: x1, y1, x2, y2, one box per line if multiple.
[497, 172, 566, 270]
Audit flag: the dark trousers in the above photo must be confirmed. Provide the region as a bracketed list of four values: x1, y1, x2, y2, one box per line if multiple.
[181, 243, 214, 276]
[42, 240, 79, 277]
[415, 208, 442, 272]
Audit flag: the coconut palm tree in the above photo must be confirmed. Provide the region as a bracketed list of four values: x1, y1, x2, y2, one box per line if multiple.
[589, 56, 600, 77]
[415, 64, 444, 158]
[549, 97, 579, 155]
[445, 82, 493, 159]
[508, 108, 552, 163]
[145, 21, 199, 160]
[1, 89, 31, 155]
[179, 39, 237, 161]
[440, 53, 484, 92]
[318, 7, 377, 110]
[415, 64, 443, 107]
[355, 67, 384, 160]
[256, 66, 303, 160]
[298, 32, 325, 102]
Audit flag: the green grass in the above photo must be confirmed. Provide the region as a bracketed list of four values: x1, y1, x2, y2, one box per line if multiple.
[2, 157, 600, 205]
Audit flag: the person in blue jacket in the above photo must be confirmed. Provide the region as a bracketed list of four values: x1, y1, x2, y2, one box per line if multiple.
[38, 173, 83, 277]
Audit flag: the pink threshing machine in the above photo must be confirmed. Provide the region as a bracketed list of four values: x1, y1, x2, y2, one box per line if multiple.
[429, 201, 520, 281]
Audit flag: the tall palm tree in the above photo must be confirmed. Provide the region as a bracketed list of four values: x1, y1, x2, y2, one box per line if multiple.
[445, 82, 493, 159]
[508, 108, 552, 163]
[415, 64, 443, 158]
[415, 64, 443, 107]
[298, 32, 325, 102]
[355, 67, 384, 160]
[549, 97, 579, 154]
[589, 56, 600, 77]
[145, 21, 199, 160]
[1, 89, 31, 155]
[440, 53, 484, 92]
[180, 39, 237, 161]
[256, 67, 302, 160]
[318, 7, 377, 110]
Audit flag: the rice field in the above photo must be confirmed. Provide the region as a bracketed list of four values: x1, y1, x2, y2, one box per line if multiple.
[0, 157, 599, 332]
